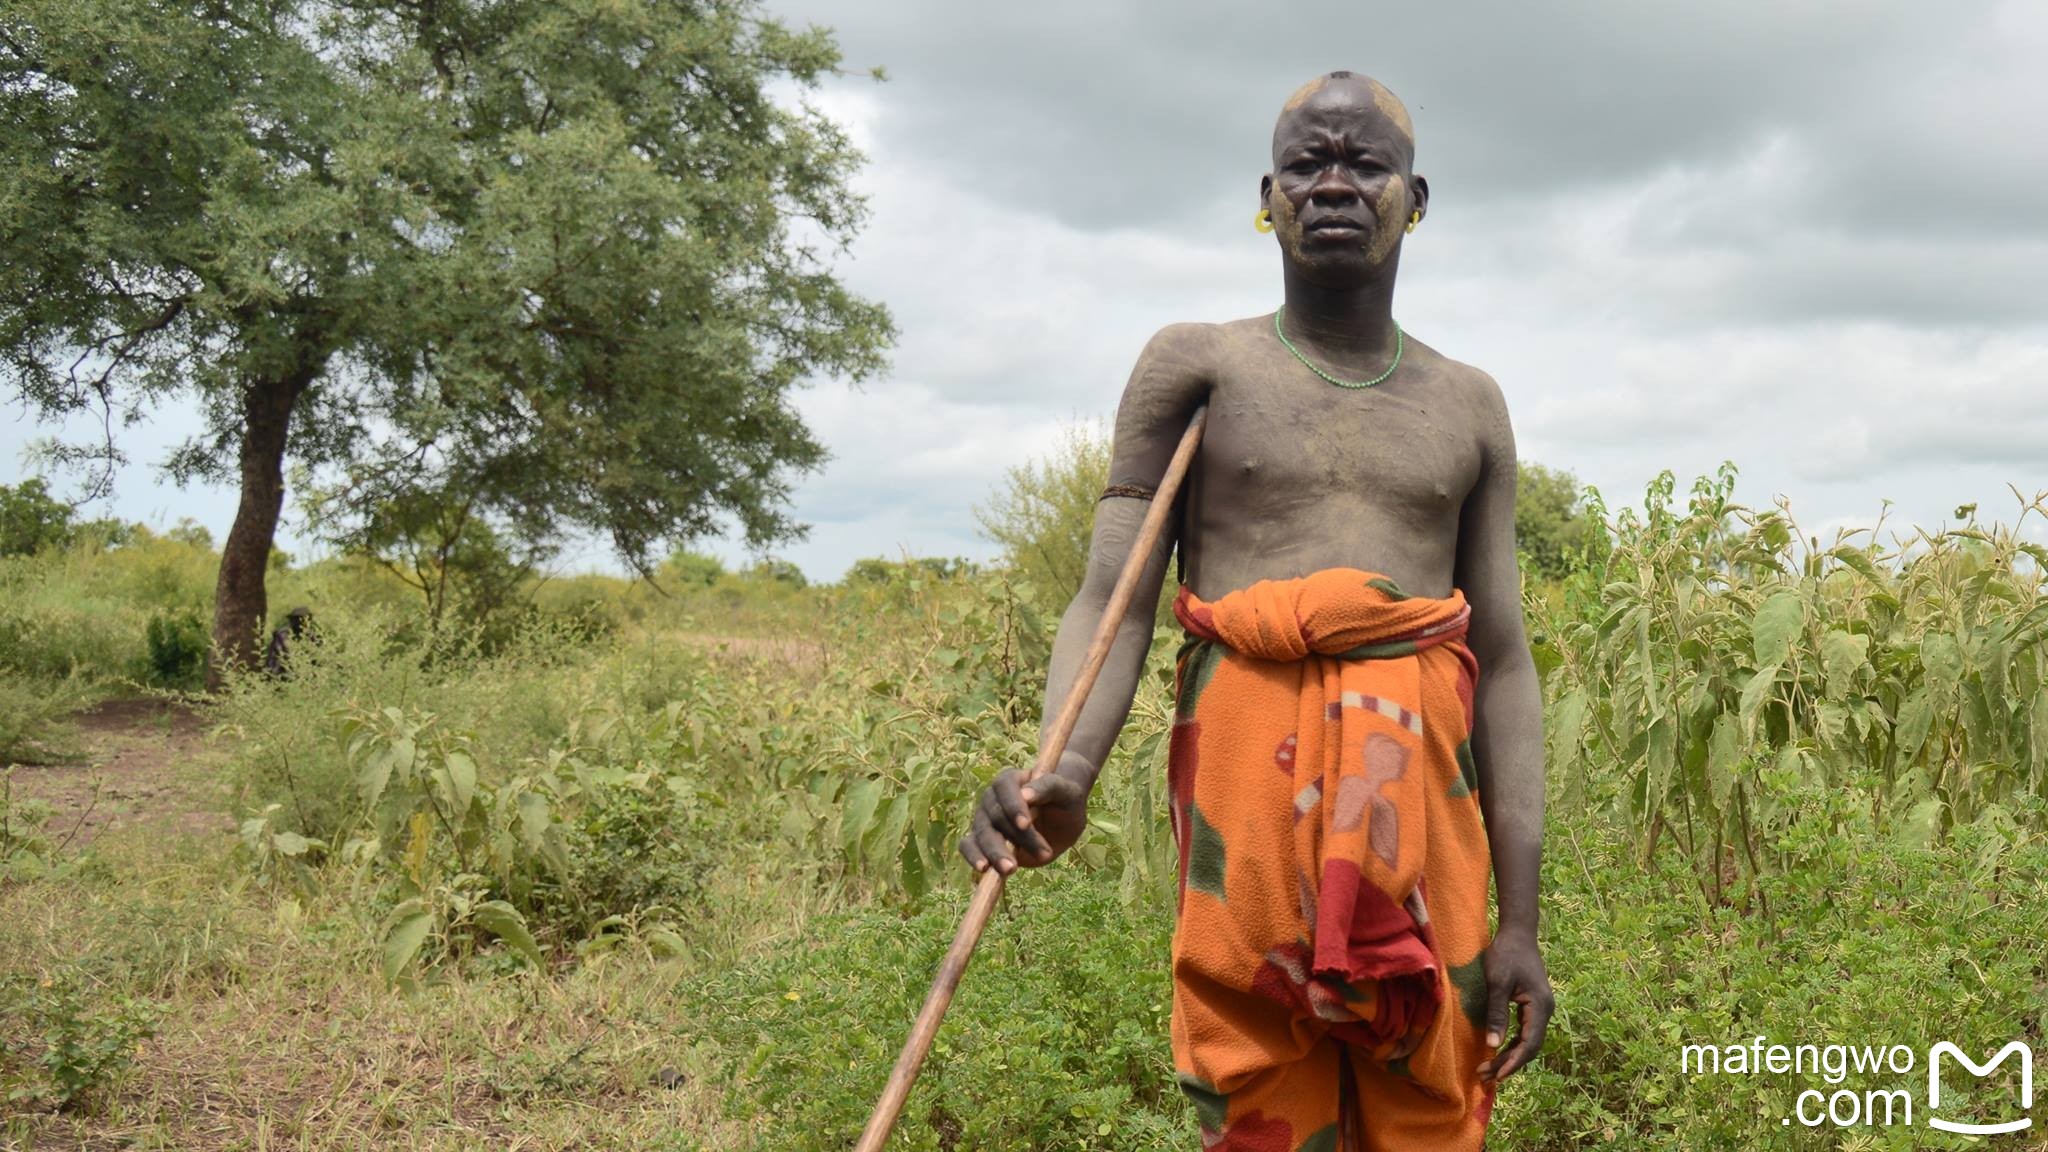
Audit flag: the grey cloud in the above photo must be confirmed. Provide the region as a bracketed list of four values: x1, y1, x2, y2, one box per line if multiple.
[783, 0, 2026, 229]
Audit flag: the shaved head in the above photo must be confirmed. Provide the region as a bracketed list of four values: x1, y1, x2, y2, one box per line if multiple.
[1272, 71, 1415, 167]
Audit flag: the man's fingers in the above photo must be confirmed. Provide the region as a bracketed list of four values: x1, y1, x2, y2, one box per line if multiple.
[969, 768, 1080, 874]
[957, 833, 987, 871]
[978, 786, 1036, 852]
[1482, 975, 1511, 1051]
[1474, 970, 1512, 1079]
[1493, 991, 1552, 1081]
[990, 772, 1056, 857]
[991, 771, 1032, 830]
[1485, 989, 1552, 1082]
[1490, 1025, 1535, 1080]
[973, 822, 1017, 874]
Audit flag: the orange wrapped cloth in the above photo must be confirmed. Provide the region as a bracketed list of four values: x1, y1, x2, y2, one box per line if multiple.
[1165, 568, 1497, 1151]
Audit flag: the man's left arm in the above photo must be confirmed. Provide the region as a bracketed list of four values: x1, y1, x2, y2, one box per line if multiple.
[1452, 371, 1554, 1083]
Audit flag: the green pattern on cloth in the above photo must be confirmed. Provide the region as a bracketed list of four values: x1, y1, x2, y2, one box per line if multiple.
[1299, 1123, 1341, 1152]
[1330, 638, 1421, 661]
[1187, 802, 1227, 900]
[1450, 954, 1490, 1030]
[1450, 738, 1479, 798]
[1365, 575, 1412, 601]
[1176, 1071, 1229, 1132]
[1175, 638, 1225, 719]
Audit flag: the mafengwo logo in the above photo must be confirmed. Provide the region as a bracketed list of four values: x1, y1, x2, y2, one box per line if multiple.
[1680, 1036, 2037, 1132]
[1928, 1041, 2032, 1135]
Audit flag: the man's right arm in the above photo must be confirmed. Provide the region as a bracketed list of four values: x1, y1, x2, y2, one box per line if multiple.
[961, 324, 1211, 874]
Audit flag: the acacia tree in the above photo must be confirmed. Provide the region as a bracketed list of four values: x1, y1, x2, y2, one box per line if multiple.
[0, 0, 892, 685]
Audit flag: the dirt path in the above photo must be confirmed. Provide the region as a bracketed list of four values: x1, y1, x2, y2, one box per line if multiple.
[5, 697, 235, 848]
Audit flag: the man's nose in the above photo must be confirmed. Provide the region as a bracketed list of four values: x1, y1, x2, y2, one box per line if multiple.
[1307, 164, 1362, 204]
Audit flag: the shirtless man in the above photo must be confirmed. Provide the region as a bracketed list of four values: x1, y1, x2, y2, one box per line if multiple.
[959, 71, 1552, 1150]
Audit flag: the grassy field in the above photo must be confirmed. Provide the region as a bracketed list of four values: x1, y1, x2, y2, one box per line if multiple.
[4, 480, 2048, 1150]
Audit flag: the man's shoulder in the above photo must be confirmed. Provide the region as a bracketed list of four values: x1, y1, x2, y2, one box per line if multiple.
[1121, 322, 1227, 404]
[1406, 338, 1515, 459]
[1407, 337, 1508, 412]
[1135, 320, 1227, 365]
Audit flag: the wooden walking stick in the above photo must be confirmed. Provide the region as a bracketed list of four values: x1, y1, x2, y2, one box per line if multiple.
[852, 405, 1208, 1152]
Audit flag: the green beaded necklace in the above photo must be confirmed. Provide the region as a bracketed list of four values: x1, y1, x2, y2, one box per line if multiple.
[1273, 307, 1404, 389]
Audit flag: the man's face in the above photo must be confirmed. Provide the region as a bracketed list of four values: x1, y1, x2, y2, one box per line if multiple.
[1264, 77, 1421, 284]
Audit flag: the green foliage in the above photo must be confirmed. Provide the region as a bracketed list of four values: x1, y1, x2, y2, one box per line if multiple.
[0, 968, 159, 1111]
[1516, 461, 1604, 582]
[0, 675, 86, 767]
[143, 609, 209, 689]
[0, 479, 72, 557]
[1, 768, 56, 873]
[299, 476, 554, 639]
[694, 864, 1193, 1150]
[1489, 806, 2048, 1150]
[1532, 468, 2048, 901]
[742, 557, 809, 589]
[0, 525, 215, 686]
[163, 519, 213, 550]
[323, 704, 563, 985]
[215, 605, 605, 847]
[844, 556, 982, 586]
[662, 550, 729, 589]
[974, 423, 1113, 609]
[774, 573, 1055, 903]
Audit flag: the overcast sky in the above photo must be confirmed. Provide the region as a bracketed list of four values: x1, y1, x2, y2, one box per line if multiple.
[8, 0, 2045, 579]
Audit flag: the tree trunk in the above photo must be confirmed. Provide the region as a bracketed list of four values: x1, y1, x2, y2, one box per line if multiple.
[208, 374, 311, 690]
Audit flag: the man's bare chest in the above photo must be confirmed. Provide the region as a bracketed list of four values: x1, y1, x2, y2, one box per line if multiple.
[1196, 362, 1485, 519]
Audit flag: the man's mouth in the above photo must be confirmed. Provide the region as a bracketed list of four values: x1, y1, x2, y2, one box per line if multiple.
[1305, 216, 1366, 236]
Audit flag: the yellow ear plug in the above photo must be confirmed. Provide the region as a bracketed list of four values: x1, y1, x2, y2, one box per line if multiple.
[1254, 208, 1275, 234]
[1406, 209, 1421, 234]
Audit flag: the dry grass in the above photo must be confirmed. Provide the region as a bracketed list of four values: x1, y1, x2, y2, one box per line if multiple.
[0, 703, 802, 1152]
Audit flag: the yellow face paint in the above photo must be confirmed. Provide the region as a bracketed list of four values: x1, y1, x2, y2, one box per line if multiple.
[1368, 175, 1407, 265]
[1267, 188, 1308, 264]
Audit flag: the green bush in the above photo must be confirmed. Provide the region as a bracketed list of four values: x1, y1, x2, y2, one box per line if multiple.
[742, 557, 809, 589]
[214, 605, 616, 846]
[662, 549, 728, 589]
[974, 422, 1111, 610]
[0, 969, 159, 1111]
[0, 673, 87, 767]
[1491, 801, 2048, 1150]
[692, 863, 1192, 1151]
[144, 609, 209, 689]
[2, 767, 56, 875]
[1533, 470, 2048, 897]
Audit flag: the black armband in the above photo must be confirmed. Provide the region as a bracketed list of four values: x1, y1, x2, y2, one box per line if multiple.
[1099, 483, 1157, 503]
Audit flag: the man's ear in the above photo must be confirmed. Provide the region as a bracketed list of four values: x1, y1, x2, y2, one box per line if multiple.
[1259, 173, 1273, 207]
[1410, 174, 1430, 225]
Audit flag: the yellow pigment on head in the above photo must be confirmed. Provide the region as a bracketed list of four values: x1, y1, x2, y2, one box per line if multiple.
[1369, 80, 1414, 141]
[1282, 76, 1329, 112]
